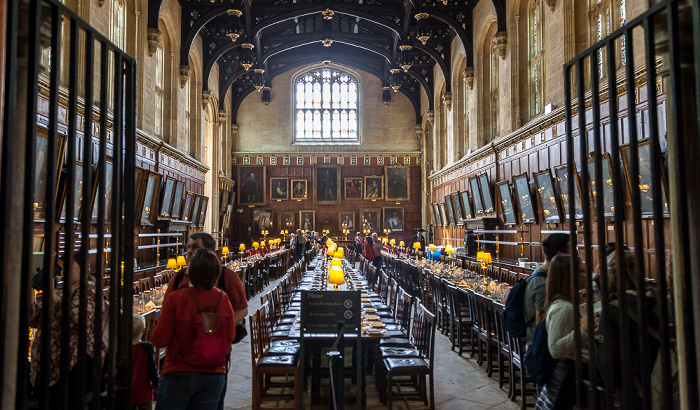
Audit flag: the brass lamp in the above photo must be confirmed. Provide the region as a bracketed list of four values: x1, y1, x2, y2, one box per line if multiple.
[399, 240, 405, 248]
[166, 258, 177, 270]
[239, 243, 245, 262]
[176, 255, 186, 271]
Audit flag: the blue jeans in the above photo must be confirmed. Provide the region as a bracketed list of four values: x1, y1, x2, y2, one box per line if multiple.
[155, 372, 225, 410]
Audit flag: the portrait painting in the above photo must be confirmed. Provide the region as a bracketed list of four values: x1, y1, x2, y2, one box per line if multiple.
[237, 165, 266, 206]
[171, 181, 185, 220]
[160, 177, 176, 217]
[60, 162, 86, 222]
[254, 209, 273, 233]
[444, 195, 456, 226]
[270, 177, 289, 201]
[191, 195, 202, 225]
[554, 163, 584, 221]
[534, 169, 562, 223]
[432, 203, 442, 226]
[385, 166, 410, 201]
[279, 212, 295, 232]
[359, 208, 381, 232]
[182, 192, 193, 222]
[450, 192, 463, 224]
[513, 173, 536, 223]
[299, 210, 315, 232]
[344, 178, 363, 200]
[133, 167, 147, 219]
[383, 207, 404, 232]
[479, 173, 495, 214]
[140, 173, 161, 224]
[34, 131, 66, 220]
[497, 181, 517, 225]
[291, 179, 308, 200]
[314, 165, 341, 204]
[469, 176, 484, 216]
[219, 191, 229, 212]
[438, 203, 448, 227]
[339, 212, 355, 231]
[225, 205, 233, 229]
[198, 197, 208, 227]
[91, 160, 114, 221]
[621, 139, 669, 217]
[364, 176, 384, 200]
[459, 191, 472, 220]
[587, 153, 616, 219]
[430, 203, 438, 226]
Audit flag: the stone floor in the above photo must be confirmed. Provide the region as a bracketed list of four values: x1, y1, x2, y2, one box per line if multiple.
[223, 275, 524, 410]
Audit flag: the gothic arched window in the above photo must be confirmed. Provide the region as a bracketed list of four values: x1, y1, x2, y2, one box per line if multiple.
[294, 69, 359, 143]
[529, 0, 545, 116]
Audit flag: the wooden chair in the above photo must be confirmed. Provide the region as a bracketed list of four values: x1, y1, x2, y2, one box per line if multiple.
[491, 301, 511, 390]
[472, 292, 499, 376]
[446, 285, 473, 355]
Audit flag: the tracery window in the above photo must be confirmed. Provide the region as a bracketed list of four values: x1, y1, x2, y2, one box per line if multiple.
[591, 0, 626, 77]
[529, 0, 545, 116]
[154, 46, 164, 138]
[294, 69, 358, 143]
[184, 66, 191, 155]
[111, 0, 125, 50]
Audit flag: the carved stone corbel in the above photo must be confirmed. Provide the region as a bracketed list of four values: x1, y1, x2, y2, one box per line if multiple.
[463, 67, 475, 90]
[179, 65, 190, 88]
[442, 92, 452, 110]
[218, 111, 227, 123]
[147, 28, 162, 57]
[545, 0, 555, 11]
[231, 124, 239, 137]
[415, 125, 423, 138]
[426, 110, 435, 125]
[202, 89, 212, 107]
[493, 31, 508, 60]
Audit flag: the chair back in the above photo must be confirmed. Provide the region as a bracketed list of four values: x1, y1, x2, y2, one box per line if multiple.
[249, 308, 263, 362]
[411, 302, 436, 364]
[387, 278, 398, 313]
[395, 287, 413, 331]
[472, 292, 493, 339]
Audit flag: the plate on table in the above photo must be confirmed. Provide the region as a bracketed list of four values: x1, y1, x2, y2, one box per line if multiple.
[364, 308, 377, 314]
[365, 315, 380, 321]
[367, 328, 383, 335]
[370, 322, 385, 328]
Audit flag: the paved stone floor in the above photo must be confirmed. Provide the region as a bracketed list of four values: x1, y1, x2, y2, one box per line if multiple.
[223, 275, 524, 410]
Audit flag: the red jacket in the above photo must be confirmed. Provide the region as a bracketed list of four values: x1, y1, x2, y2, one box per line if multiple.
[362, 243, 375, 261]
[151, 288, 236, 375]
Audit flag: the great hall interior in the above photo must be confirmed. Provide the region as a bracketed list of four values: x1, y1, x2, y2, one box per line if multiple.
[1, 0, 700, 408]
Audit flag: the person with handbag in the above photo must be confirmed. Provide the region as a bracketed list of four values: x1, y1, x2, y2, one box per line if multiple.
[152, 249, 236, 410]
[164, 232, 248, 409]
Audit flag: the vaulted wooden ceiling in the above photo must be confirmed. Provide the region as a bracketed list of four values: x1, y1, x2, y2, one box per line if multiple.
[147, 0, 507, 123]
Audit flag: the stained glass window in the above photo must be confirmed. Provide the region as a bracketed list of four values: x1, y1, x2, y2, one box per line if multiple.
[295, 70, 359, 142]
[621, 0, 627, 65]
[529, 1, 544, 116]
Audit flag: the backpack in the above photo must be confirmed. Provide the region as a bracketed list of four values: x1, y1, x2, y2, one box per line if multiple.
[501, 270, 547, 338]
[173, 265, 248, 344]
[523, 318, 554, 385]
[180, 288, 228, 368]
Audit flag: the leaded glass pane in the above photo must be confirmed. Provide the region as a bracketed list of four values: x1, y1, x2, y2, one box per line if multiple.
[322, 82, 331, 109]
[340, 81, 348, 109]
[305, 81, 313, 109]
[297, 82, 305, 108]
[340, 110, 348, 138]
[323, 110, 331, 139]
[348, 110, 357, 137]
[305, 110, 313, 138]
[332, 82, 340, 108]
[297, 110, 305, 139]
[348, 82, 357, 109]
[313, 82, 322, 108]
[313, 110, 321, 137]
[332, 110, 340, 139]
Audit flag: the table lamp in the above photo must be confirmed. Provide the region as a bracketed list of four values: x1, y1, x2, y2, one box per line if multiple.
[166, 257, 177, 270]
[476, 251, 485, 264]
[483, 252, 492, 264]
[253, 242, 259, 250]
[390, 239, 396, 246]
[413, 242, 421, 250]
[261, 240, 266, 248]
[328, 266, 344, 291]
[331, 258, 343, 267]
[222, 246, 229, 262]
[239, 244, 245, 262]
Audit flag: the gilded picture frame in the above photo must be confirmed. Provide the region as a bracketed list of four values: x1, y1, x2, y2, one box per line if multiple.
[238, 165, 266, 206]
[383, 206, 404, 232]
[198, 197, 209, 227]
[279, 212, 295, 232]
[478, 173, 495, 214]
[444, 195, 456, 226]
[140, 173, 162, 225]
[314, 165, 341, 205]
[291, 179, 308, 200]
[270, 177, 289, 201]
[554, 163, 585, 221]
[496, 180, 517, 225]
[299, 210, 315, 232]
[534, 169, 562, 224]
[451, 192, 464, 225]
[469, 176, 484, 216]
[385, 166, 410, 201]
[620, 139, 670, 218]
[513, 173, 536, 223]
[344, 177, 363, 200]
[359, 208, 381, 232]
[363, 175, 384, 200]
[339, 212, 355, 231]
[159, 177, 176, 218]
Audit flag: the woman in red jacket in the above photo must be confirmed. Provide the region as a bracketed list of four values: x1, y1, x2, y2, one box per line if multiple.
[151, 249, 236, 410]
[362, 236, 375, 261]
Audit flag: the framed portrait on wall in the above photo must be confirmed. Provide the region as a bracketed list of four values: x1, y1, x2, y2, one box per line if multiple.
[534, 169, 562, 224]
[133, 167, 147, 219]
[344, 178, 363, 200]
[159, 177, 176, 218]
[513, 173, 536, 223]
[438, 203, 448, 227]
[621, 139, 669, 217]
[586, 153, 616, 219]
[59, 162, 87, 222]
[431, 203, 442, 226]
[238, 165, 266, 206]
[497, 181, 517, 225]
[364, 176, 384, 200]
[270, 177, 289, 201]
[34, 130, 66, 220]
[225, 205, 233, 229]
[478, 173, 495, 214]
[314, 165, 341, 204]
[383, 207, 404, 232]
[170, 181, 185, 220]
[198, 197, 208, 227]
[444, 195, 456, 226]
[291, 179, 308, 200]
[459, 191, 472, 220]
[339, 212, 355, 231]
[385, 166, 410, 201]
[220, 191, 229, 212]
[469, 176, 484, 216]
[554, 163, 585, 221]
[430, 203, 438, 226]
[359, 208, 381, 232]
[182, 192, 194, 222]
[191, 195, 202, 226]
[451, 192, 463, 224]
[279, 212, 295, 232]
[253, 209, 273, 233]
[90, 160, 114, 221]
[299, 210, 315, 232]
[140, 173, 161, 224]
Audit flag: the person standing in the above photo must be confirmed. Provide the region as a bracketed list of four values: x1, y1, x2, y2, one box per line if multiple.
[152, 250, 236, 410]
[412, 229, 426, 253]
[295, 229, 305, 262]
[362, 236, 375, 262]
[371, 232, 383, 271]
[164, 232, 248, 410]
[132, 314, 159, 410]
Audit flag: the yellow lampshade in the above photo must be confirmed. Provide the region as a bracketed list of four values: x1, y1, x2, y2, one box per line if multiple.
[483, 253, 492, 264]
[331, 258, 342, 267]
[222, 246, 229, 255]
[328, 266, 345, 287]
[253, 242, 259, 249]
[382, 238, 387, 244]
[476, 251, 485, 263]
[399, 241, 405, 247]
[177, 255, 187, 266]
[413, 242, 421, 249]
[429, 244, 436, 251]
[166, 258, 177, 269]
[261, 241, 266, 247]
[390, 239, 396, 245]
[335, 248, 344, 257]
[239, 244, 245, 251]
[447, 247, 455, 255]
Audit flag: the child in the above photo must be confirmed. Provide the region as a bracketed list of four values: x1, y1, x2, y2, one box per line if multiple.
[132, 314, 159, 410]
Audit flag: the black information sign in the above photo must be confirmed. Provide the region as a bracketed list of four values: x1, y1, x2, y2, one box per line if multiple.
[300, 290, 361, 334]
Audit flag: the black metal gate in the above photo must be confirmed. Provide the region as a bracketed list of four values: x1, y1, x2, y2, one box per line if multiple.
[564, 0, 699, 408]
[0, 0, 136, 407]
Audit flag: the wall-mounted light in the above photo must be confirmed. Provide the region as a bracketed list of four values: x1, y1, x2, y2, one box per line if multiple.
[415, 13, 431, 45]
[240, 43, 254, 71]
[398, 44, 413, 72]
[227, 9, 242, 42]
